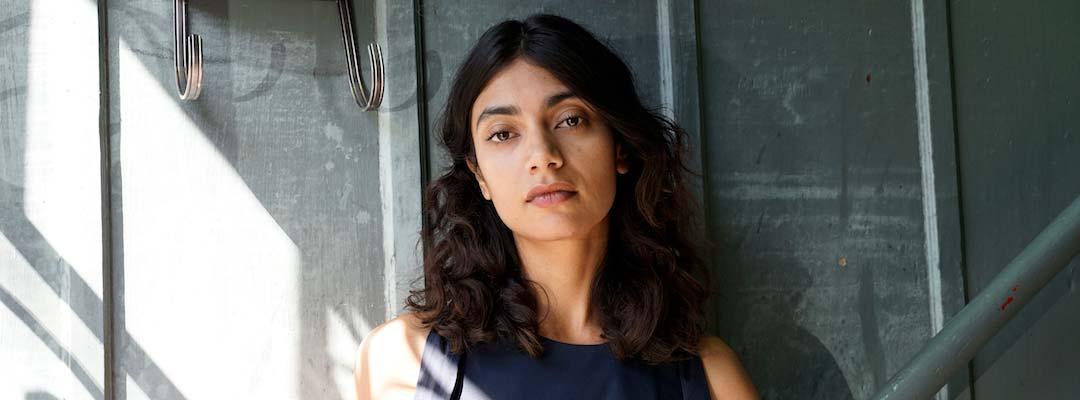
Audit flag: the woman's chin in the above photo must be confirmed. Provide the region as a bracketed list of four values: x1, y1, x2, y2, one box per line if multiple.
[513, 217, 604, 241]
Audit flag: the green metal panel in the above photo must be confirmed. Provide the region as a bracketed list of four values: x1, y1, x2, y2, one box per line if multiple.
[696, 1, 968, 398]
[949, 0, 1080, 398]
[872, 194, 1080, 399]
[418, 2, 972, 399]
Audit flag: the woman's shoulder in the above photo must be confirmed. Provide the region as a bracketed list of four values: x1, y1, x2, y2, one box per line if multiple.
[353, 311, 432, 400]
[697, 335, 760, 400]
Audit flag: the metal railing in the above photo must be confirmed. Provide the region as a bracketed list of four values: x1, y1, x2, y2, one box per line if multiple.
[871, 194, 1080, 399]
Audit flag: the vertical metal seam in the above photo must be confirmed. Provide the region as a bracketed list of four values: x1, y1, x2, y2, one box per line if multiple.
[413, 0, 431, 317]
[940, 0, 977, 395]
[414, 0, 430, 190]
[688, 0, 718, 333]
[98, 0, 115, 398]
[910, 0, 947, 399]
[376, 0, 398, 322]
[656, 0, 675, 120]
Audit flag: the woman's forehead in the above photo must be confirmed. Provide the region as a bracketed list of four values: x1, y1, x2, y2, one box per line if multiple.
[473, 61, 570, 110]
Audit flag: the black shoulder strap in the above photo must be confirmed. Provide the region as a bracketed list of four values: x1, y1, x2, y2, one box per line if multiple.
[415, 330, 467, 400]
[449, 351, 466, 400]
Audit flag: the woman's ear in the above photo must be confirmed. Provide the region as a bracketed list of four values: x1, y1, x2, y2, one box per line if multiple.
[466, 158, 492, 200]
[615, 143, 630, 174]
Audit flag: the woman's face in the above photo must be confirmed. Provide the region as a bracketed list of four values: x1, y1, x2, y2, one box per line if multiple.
[467, 58, 629, 241]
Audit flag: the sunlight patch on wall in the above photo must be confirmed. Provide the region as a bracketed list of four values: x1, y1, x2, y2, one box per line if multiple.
[116, 35, 302, 399]
[21, 0, 103, 301]
[7, 1, 104, 399]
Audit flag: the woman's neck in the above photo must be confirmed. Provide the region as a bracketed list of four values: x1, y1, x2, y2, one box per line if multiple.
[512, 216, 609, 344]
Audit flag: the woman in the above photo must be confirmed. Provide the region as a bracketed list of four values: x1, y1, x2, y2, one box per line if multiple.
[355, 14, 757, 400]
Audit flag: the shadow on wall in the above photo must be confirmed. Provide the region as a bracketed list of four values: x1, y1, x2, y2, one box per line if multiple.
[0, 285, 102, 400]
[0, 1, 436, 399]
[24, 391, 60, 400]
[104, 0, 428, 399]
[3, 0, 447, 397]
[1, 3, 184, 400]
[3, 1, 187, 397]
[702, 57, 856, 400]
[710, 232, 855, 400]
[0, 146, 188, 400]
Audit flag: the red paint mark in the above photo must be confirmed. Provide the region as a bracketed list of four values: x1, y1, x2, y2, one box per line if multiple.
[865, 73, 872, 83]
[1000, 296, 1014, 311]
[1011, 284, 1019, 292]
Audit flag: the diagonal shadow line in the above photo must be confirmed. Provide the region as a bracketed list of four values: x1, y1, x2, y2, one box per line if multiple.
[0, 180, 105, 340]
[331, 305, 365, 345]
[64, 3, 434, 400]
[24, 390, 61, 400]
[0, 12, 30, 34]
[0, 180, 188, 400]
[0, 285, 104, 400]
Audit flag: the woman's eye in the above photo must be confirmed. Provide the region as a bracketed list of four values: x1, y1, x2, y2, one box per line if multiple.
[487, 130, 513, 142]
[560, 114, 584, 128]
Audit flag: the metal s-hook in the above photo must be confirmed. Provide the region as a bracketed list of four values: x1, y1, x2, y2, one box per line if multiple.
[174, 0, 203, 100]
[330, 0, 384, 111]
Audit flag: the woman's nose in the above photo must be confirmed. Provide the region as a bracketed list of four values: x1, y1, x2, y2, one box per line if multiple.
[526, 127, 564, 172]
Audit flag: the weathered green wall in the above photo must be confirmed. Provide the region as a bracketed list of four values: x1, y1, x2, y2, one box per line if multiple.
[950, 0, 1080, 398]
[3, 0, 1077, 399]
[695, 1, 970, 398]
[418, 1, 970, 399]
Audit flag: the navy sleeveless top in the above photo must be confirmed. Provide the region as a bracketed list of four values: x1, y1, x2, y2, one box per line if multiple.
[414, 329, 710, 399]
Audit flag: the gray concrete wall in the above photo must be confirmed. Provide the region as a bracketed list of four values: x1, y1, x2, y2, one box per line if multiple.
[104, 0, 422, 399]
[4, 0, 423, 399]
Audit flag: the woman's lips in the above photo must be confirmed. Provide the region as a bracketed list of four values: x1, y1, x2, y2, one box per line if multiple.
[528, 190, 577, 207]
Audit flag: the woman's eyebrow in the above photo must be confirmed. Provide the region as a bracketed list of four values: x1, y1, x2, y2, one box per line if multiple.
[475, 90, 577, 130]
[476, 105, 520, 130]
[544, 90, 576, 108]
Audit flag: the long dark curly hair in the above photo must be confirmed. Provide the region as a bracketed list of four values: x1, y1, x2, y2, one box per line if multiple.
[405, 13, 711, 364]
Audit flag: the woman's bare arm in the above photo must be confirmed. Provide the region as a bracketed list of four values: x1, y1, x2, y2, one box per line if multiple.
[354, 312, 430, 400]
[700, 335, 760, 400]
